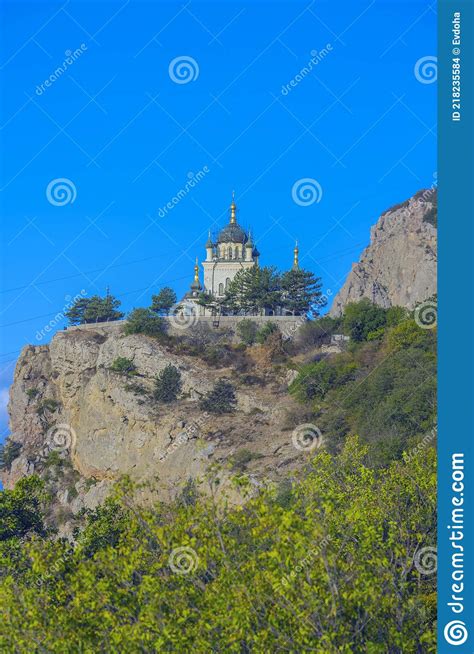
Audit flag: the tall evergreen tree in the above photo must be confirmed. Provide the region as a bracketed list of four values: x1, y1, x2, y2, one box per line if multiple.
[280, 269, 325, 316]
[65, 298, 90, 325]
[151, 287, 177, 315]
[65, 295, 124, 325]
[224, 266, 281, 315]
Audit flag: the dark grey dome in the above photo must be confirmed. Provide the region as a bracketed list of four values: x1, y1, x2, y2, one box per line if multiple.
[217, 223, 248, 244]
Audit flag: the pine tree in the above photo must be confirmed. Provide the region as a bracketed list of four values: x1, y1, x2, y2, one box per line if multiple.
[154, 365, 182, 403]
[280, 269, 325, 316]
[65, 297, 90, 325]
[83, 295, 124, 323]
[151, 287, 177, 315]
[224, 266, 281, 315]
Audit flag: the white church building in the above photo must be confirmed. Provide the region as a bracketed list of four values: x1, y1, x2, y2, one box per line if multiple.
[180, 194, 299, 317]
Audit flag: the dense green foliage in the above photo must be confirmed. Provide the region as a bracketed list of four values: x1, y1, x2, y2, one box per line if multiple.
[65, 294, 124, 325]
[0, 439, 436, 653]
[280, 268, 325, 314]
[200, 379, 237, 414]
[0, 476, 46, 541]
[199, 266, 325, 316]
[290, 306, 436, 465]
[124, 308, 168, 337]
[154, 364, 182, 403]
[150, 287, 177, 315]
[343, 298, 388, 341]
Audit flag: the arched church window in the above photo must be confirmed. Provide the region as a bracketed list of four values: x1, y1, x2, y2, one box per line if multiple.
[225, 277, 231, 289]
[228, 247, 232, 260]
[218, 283, 224, 295]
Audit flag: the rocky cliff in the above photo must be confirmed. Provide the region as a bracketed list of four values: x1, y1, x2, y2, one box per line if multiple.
[2, 323, 304, 535]
[329, 189, 437, 316]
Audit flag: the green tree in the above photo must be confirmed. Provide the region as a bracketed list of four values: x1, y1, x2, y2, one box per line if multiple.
[124, 308, 167, 337]
[0, 476, 46, 541]
[200, 379, 237, 414]
[83, 295, 124, 323]
[0, 440, 436, 653]
[64, 297, 90, 325]
[280, 268, 325, 315]
[65, 295, 124, 325]
[151, 287, 177, 315]
[154, 364, 182, 403]
[75, 499, 128, 558]
[343, 298, 387, 342]
[224, 266, 281, 315]
[236, 319, 258, 345]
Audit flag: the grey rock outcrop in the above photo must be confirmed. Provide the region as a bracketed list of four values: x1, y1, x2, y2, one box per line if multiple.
[2, 324, 303, 527]
[329, 189, 437, 316]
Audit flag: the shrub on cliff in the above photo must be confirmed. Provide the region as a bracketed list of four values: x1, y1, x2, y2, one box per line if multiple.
[236, 319, 258, 345]
[110, 357, 137, 376]
[255, 321, 279, 344]
[199, 379, 237, 414]
[124, 308, 168, 338]
[0, 440, 22, 472]
[343, 298, 387, 342]
[154, 365, 182, 403]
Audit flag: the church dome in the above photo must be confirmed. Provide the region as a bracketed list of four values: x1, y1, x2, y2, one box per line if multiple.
[217, 223, 248, 244]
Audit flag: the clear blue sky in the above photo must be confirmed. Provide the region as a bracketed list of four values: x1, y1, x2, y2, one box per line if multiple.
[0, 0, 436, 439]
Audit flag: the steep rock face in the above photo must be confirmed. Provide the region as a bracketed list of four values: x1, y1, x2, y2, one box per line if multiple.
[3, 324, 303, 530]
[329, 190, 437, 316]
